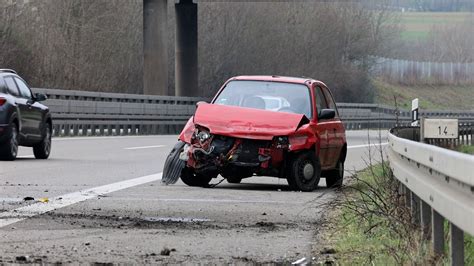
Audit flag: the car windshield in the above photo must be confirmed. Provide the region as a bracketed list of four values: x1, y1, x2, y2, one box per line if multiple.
[213, 80, 312, 118]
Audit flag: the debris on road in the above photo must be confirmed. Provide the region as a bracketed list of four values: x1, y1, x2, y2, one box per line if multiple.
[15, 255, 29, 262]
[39, 198, 49, 203]
[291, 257, 308, 265]
[160, 248, 171, 256]
[23, 197, 34, 201]
[321, 247, 337, 254]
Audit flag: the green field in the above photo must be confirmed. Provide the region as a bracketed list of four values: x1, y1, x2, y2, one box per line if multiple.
[373, 79, 474, 110]
[396, 12, 472, 40]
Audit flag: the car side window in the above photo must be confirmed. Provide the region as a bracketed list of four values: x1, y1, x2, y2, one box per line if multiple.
[14, 77, 32, 99]
[321, 86, 339, 118]
[4, 77, 20, 97]
[315, 86, 328, 117]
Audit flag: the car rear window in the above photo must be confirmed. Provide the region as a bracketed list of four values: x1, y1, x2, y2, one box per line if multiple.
[214, 80, 312, 118]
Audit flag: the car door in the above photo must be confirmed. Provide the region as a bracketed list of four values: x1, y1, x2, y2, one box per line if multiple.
[313, 85, 331, 168]
[3, 76, 31, 138]
[321, 85, 345, 168]
[14, 77, 43, 139]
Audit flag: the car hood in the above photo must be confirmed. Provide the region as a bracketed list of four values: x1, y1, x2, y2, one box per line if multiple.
[193, 103, 309, 140]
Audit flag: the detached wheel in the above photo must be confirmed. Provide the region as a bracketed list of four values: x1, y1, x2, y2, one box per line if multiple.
[287, 151, 321, 192]
[326, 159, 344, 188]
[181, 167, 213, 187]
[0, 122, 18, 161]
[162, 141, 186, 185]
[33, 123, 52, 159]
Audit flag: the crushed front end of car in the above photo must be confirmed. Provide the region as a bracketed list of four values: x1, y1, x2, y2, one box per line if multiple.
[162, 103, 315, 188]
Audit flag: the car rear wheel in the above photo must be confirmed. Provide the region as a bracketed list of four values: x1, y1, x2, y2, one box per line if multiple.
[180, 167, 213, 187]
[0, 122, 18, 161]
[33, 123, 52, 159]
[287, 151, 321, 192]
[325, 159, 344, 188]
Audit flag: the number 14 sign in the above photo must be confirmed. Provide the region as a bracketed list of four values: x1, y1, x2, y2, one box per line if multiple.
[422, 118, 459, 139]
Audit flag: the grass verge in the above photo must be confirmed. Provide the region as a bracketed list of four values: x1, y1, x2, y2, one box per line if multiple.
[373, 78, 474, 110]
[457, 145, 474, 155]
[319, 163, 474, 264]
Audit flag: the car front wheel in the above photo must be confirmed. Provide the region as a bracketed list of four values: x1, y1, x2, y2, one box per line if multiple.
[287, 151, 321, 192]
[33, 124, 52, 159]
[0, 122, 18, 161]
[180, 167, 213, 187]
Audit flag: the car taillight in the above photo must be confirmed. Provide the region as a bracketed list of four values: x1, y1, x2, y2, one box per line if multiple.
[0, 97, 6, 106]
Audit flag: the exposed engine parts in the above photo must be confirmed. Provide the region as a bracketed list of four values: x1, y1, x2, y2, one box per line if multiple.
[180, 127, 287, 180]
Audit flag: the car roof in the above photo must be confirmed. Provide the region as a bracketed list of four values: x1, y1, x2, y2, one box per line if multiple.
[0, 69, 19, 78]
[230, 75, 326, 86]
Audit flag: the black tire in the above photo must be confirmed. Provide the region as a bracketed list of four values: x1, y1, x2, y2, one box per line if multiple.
[226, 176, 242, 184]
[326, 159, 344, 188]
[286, 151, 321, 192]
[162, 141, 186, 185]
[0, 122, 18, 161]
[180, 167, 213, 187]
[33, 123, 52, 159]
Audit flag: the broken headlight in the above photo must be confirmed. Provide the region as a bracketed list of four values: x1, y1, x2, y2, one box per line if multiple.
[193, 127, 212, 143]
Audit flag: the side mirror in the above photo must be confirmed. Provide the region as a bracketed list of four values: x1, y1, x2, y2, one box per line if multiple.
[318, 109, 336, 120]
[196, 101, 208, 107]
[34, 93, 48, 102]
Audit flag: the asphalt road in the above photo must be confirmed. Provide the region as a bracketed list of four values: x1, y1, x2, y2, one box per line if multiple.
[0, 130, 387, 264]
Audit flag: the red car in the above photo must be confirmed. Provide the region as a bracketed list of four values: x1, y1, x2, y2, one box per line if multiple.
[162, 76, 346, 191]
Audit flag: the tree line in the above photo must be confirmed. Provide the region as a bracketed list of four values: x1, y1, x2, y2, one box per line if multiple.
[1, 0, 399, 102]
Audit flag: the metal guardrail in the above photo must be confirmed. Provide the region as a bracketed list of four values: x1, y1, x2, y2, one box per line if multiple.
[388, 127, 474, 265]
[32, 88, 474, 136]
[34, 88, 207, 136]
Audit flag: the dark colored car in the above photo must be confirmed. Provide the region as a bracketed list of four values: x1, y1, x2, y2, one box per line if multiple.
[0, 69, 52, 161]
[162, 75, 347, 191]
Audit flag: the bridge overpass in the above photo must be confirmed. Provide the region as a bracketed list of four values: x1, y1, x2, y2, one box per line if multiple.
[144, 0, 198, 97]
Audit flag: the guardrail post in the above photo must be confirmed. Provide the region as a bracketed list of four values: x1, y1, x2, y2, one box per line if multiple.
[450, 223, 464, 266]
[420, 200, 432, 239]
[404, 186, 411, 207]
[411, 192, 421, 224]
[432, 209, 445, 255]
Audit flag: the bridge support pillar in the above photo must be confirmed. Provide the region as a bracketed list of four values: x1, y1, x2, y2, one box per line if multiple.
[175, 0, 198, 96]
[143, 0, 168, 95]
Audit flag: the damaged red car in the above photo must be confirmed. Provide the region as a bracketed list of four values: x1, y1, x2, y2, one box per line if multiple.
[162, 76, 346, 191]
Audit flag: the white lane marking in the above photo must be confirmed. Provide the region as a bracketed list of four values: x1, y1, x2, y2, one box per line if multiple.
[348, 142, 388, 149]
[125, 145, 166, 150]
[16, 155, 35, 159]
[52, 136, 176, 141]
[0, 173, 162, 228]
